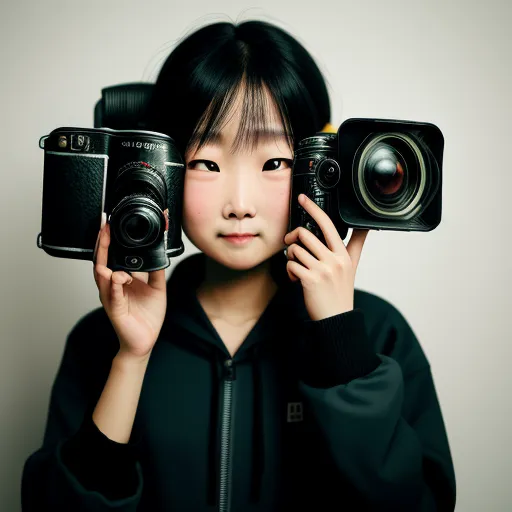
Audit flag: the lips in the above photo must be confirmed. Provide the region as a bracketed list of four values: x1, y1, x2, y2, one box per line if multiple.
[221, 233, 257, 237]
[220, 233, 258, 244]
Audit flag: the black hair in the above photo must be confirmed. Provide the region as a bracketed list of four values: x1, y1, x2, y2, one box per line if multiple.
[144, 20, 331, 157]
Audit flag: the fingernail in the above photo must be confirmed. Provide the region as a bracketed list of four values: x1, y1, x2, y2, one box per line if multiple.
[100, 212, 107, 229]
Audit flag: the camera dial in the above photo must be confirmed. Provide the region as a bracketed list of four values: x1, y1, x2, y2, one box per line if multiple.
[316, 158, 341, 189]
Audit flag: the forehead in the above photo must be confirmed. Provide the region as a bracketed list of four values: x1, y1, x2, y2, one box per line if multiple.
[194, 127, 289, 147]
[186, 81, 293, 156]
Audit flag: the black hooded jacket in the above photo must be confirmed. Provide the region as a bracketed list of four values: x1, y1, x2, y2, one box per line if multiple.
[21, 251, 456, 511]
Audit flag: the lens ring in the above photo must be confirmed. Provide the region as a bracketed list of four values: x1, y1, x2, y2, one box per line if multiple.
[118, 208, 160, 246]
[109, 196, 165, 248]
[114, 162, 167, 209]
[355, 132, 426, 217]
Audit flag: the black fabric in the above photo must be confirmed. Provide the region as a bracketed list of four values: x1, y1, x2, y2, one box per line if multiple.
[22, 250, 457, 511]
[299, 308, 382, 388]
[60, 408, 139, 501]
[57, 251, 378, 502]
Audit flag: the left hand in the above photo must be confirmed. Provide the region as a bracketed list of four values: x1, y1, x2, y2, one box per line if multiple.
[284, 193, 369, 321]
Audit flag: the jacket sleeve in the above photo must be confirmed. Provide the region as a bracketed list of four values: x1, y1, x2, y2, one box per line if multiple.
[21, 310, 144, 511]
[296, 307, 456, 511]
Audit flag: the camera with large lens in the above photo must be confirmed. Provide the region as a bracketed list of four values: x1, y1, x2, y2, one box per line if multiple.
[288, 118, 444, 244]
[37, 126, 185, 272]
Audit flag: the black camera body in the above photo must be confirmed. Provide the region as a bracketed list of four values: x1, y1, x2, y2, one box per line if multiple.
[288, 118, 444, 245]
[37, 127, 185, 272]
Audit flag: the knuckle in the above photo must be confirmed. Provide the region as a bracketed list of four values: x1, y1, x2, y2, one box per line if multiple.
[333, 257, 344, 270]
[298, 227, 308, 239]
[304, 276, 318, 288]
[320, 264, 333, 278]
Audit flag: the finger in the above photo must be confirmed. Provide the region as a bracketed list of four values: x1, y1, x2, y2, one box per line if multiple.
[287, 243, 318, 270]
[346, 229, 369, 268]
[286, 266, 299, 282]
[148, 269, 167, 291]
[93, 229, 101, 266]
[286, 260, 309, 282]
[93, 213, 107, 265]
[95, 221, 111, 269]
[285, 258, 299, 282]
[110, 271, 132, 304]
[93, 227, 105, 283]
[297, 194, 346, 253]
[130, 271, 149, 284]
[95, 261, 113, 301]
[286, 227, 332, 262]
[94, 226, 113, 298]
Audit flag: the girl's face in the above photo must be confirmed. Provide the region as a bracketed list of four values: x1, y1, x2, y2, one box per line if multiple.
[182, 88, 293, 271]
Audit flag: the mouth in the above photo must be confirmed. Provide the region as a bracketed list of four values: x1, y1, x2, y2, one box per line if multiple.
[219, 234, 259, 244]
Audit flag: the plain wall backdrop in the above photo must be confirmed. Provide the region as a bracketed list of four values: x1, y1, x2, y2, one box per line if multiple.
[1, 0, 510, 510]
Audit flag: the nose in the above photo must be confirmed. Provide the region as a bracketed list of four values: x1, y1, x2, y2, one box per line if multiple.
[222, 172, 257, 220]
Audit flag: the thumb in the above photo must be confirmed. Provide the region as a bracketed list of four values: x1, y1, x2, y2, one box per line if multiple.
[111, 271, 133, 303]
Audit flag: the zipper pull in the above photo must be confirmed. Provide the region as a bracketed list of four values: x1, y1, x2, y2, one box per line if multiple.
[223, 358, 236, 381]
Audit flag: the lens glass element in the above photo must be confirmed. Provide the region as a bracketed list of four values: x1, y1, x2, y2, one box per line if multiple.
[124, 214, 151, 241]
[355, 132, 427, 218]
[365, 145, 405, 197]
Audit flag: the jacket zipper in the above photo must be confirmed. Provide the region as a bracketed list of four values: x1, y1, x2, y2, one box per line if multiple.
[219, 358, 236, 512]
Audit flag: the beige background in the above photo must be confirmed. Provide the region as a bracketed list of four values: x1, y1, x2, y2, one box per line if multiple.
[1, 0, 510, 510]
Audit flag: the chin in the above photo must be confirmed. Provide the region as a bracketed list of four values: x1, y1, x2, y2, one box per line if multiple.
[205, 241, 282, 272]
[208, 251, 269, 272]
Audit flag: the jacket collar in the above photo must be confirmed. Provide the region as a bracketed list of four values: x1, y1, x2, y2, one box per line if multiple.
[162, 250, 310, 361]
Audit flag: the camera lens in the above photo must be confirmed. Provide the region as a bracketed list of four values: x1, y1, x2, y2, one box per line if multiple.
[114, 162, 167, 209]
[113, 201, 163, 248]
[354, 132, 427, 218]
[124, 214, 151, 241]
[109, 162, 168, 248]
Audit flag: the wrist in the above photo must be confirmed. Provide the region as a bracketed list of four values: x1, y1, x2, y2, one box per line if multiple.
[114, 349, 152, 368]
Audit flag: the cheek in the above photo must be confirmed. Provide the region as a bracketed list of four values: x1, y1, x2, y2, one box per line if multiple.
[182, 181, 215, 228]
[263, 181, 291, 225]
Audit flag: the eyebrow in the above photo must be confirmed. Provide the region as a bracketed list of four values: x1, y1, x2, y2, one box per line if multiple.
[189, 128, 291, 148]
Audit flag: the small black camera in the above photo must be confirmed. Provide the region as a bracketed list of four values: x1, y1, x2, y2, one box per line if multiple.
[288, 118, 444, 245]
[37, 126, 185, 272]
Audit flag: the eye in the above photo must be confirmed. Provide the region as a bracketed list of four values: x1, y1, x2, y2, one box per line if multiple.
[187, 160, 220, 172]
[263, 158, 293, 172]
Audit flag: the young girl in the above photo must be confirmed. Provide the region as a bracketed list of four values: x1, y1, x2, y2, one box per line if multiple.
[22, 20, 456, 511]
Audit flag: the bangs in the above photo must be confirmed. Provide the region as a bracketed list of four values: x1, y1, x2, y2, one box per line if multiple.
[144, 21, 330, 158]
[186, 74, 295, 156]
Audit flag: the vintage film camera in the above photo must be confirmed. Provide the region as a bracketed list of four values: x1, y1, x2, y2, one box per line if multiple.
[288, 119, 443, 245]
[37, 84, 185, 272]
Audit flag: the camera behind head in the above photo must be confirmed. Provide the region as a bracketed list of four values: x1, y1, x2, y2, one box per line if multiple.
[288, 118, 443, 245]
[37, 84, 185, 272]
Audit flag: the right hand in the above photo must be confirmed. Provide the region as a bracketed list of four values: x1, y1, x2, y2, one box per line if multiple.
[93, 217, 167, 361]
